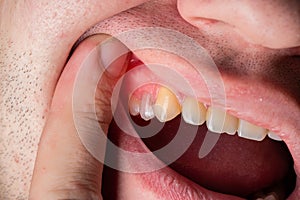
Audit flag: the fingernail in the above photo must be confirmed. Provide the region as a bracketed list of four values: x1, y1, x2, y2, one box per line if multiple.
[99, 36, 130, 77]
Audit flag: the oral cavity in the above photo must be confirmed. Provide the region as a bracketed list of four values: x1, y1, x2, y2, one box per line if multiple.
[128, 85, 282, 142]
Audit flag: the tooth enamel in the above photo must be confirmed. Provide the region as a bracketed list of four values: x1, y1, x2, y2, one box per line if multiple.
[134, 87, 270, 143]
[153, 87, 181, 122]
[140, 93, 155, 121]
[267, 131, 282, 141]
[206, 107, 238, 134]
[128, 96, 140, 116]
[206, 107, 225, 134]
[238, 120, 267, 141]
[182, 97, 206, 125]
[264, 194, 277, 200]
[255, 193, 278, 200]
[223, 113, 238, 135]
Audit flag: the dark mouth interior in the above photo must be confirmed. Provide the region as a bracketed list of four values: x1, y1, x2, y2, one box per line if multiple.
[134, 114, 296, 199]
[102, 114, 297, 200]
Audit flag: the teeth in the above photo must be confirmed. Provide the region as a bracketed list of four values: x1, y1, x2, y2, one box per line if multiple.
[255, 193, 278, 200]
[267, 131, 282, 141]
[129, 87, 279, 143]
[153, 87, 181, 122]
[128, 96, 140, 116]
[206, 107, 238, 134]
[238, 120, 267, 141]
[182, 97, 206, 125]
[140, 93, 155, 121]
[264, 194, 277, 200]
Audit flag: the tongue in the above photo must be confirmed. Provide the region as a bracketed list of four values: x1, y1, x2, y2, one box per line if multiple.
[132, 115, 293, 198]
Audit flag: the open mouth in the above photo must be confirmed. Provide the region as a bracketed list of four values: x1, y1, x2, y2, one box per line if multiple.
[101, 52, 299, 200]
[66, 1, 300, 199]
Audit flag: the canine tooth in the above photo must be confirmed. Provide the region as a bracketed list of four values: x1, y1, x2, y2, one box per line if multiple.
[182, 97, 206, 125]
[267, 131, 282, 141]
[238, 120, 267, 141]
[206, 107, 238, 134]
[140, 93, 154, 121]
[128, 96, 140, 116]
[153, 87, 181, 122]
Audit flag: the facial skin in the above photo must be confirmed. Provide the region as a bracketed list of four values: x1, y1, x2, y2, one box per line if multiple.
[0, 0, 300, 199]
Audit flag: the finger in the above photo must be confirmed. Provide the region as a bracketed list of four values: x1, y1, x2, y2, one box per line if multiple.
[29, 34, 130, 200]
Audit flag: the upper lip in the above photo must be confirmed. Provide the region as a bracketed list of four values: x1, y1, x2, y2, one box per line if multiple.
[121, 49, 300, 199]
[74, 6, 300, 199]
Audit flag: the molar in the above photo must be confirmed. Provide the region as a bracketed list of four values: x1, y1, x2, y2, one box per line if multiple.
[182, 97, 206, 126]
[153, 87, 181, 122]
[238, 120, 267, 141]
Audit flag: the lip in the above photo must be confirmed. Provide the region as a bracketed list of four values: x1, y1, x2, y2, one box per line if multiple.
[72, 33, 299, 199]
[114, 51, 299, 199]
[105, 117, 245, 200]
[77, 2, 300, 199]
[138, 160, 244, 200]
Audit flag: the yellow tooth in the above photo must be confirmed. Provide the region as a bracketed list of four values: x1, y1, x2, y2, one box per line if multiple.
[153, 87, 181, 122]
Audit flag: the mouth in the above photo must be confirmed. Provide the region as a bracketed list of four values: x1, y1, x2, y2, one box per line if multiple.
[101, 49, 299, 200]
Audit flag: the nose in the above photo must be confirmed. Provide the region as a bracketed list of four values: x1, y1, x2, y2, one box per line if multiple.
[177, 0, 300, 49]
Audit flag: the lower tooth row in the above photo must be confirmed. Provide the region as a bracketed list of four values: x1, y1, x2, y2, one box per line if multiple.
[128, 87, 282, 142]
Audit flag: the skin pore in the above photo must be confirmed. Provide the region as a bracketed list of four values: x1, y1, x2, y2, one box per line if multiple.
[0, 0, 300, 199]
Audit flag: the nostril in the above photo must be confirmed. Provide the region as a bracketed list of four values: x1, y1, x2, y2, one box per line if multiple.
[177, 0, 300, 49]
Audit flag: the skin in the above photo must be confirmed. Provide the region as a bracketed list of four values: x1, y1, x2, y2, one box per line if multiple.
[0, 0, 299, 199]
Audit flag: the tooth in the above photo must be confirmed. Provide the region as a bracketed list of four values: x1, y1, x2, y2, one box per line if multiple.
[264, 194, 277, 200]
[206, 107, 238, 134]
[182, 97, 206, 125]
[128, 96, 140, 116]
[223, 112, 238, 135]
[140, 93, 154, 121]
[254, 194, 278, 200]
[238, 120, 267, 141]
[267, 131, 282, 141]
[153, 87, 181, 122]
[206, 107, 225, 134]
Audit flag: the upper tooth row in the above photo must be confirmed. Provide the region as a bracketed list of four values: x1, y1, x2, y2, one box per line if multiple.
[128, 87, 282, 142]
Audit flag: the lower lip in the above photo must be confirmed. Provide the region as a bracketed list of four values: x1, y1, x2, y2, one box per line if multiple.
[106, 118, 244, 199]
[137, 167, 244, 200]
[108, 55, 300, 200]
[105, 117, 299, 200]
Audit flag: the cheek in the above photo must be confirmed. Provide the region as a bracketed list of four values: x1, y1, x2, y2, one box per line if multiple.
[177, 0, 300, 49]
